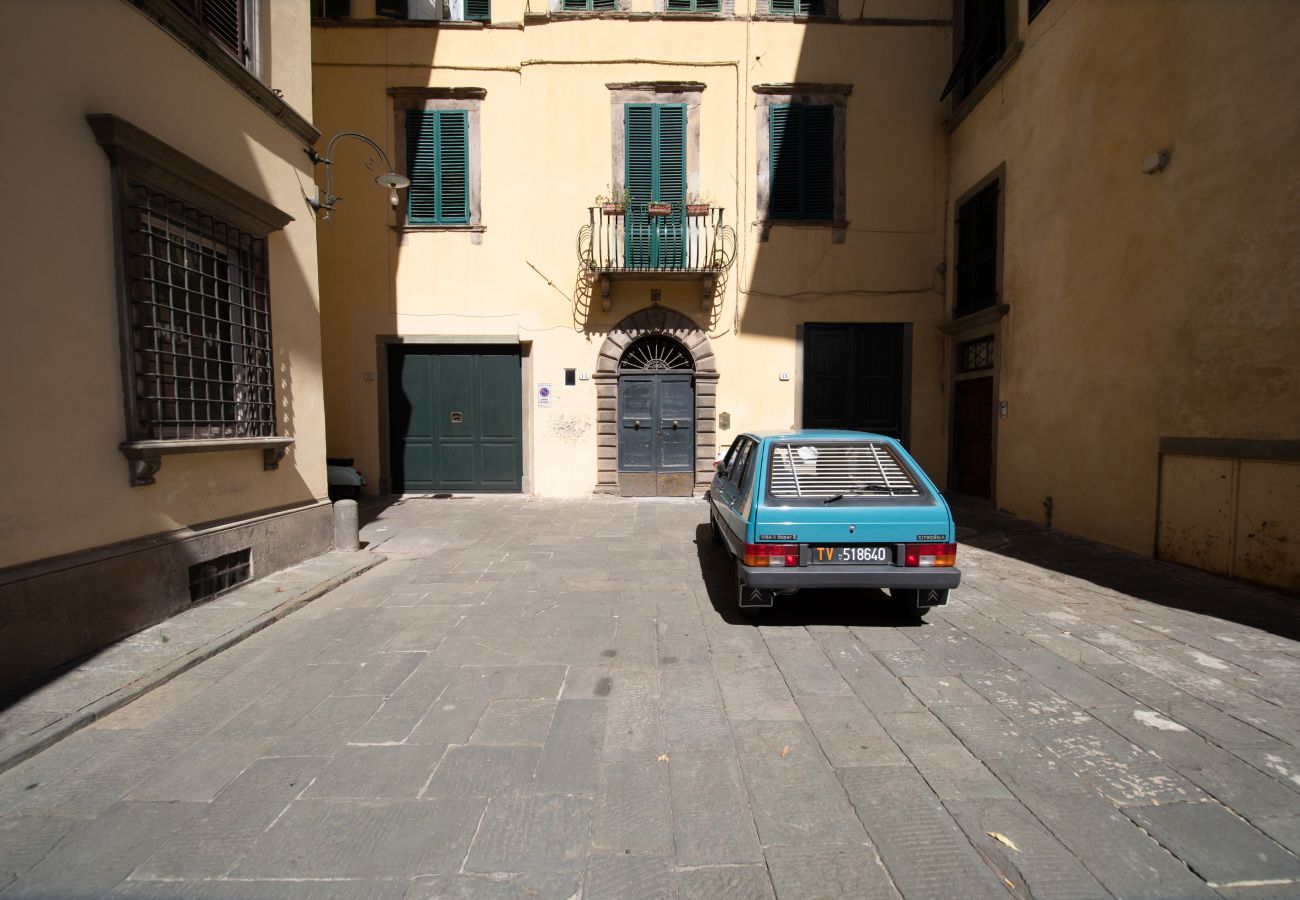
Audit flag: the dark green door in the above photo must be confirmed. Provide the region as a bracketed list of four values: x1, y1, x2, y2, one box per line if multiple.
[388, 345, 522, 492]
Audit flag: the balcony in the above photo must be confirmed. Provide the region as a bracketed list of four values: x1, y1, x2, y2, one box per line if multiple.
[580, 202, 735, 311]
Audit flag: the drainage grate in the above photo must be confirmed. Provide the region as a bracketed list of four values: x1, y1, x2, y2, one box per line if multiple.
[189, 548, 252, 603]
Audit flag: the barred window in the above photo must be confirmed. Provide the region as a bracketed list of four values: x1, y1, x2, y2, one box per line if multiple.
[126, 187, 274, 440]
[89, 113, 292, 486]
[956, 335, 995, 373]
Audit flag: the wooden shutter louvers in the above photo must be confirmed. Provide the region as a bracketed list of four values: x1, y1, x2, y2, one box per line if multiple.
[407, 109, 470, 226]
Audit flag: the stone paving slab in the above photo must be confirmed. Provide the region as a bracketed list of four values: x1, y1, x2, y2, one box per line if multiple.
[2, 496, 1300, 898]
[0, 549, 383, 774]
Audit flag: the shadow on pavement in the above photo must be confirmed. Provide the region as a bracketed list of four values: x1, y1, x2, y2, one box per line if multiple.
[693, 524, 927, 629]
[951, 498, 1300, 642]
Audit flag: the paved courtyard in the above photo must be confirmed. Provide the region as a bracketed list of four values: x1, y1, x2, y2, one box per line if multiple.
[2, 496, 1300, 898]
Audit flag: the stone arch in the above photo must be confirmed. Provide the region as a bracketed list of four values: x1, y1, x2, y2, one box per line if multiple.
[594, 307, 718, 495]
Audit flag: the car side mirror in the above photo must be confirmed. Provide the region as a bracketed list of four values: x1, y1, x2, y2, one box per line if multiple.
[715, 466, 728, 478]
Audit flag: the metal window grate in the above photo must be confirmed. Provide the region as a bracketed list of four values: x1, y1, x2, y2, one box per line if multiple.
[769, 442, 920, 497]
[124, 184, 275, 441]
[619, 335, 693, 371]
[188, 548, 252, 602]
[957, 336, 995, 373]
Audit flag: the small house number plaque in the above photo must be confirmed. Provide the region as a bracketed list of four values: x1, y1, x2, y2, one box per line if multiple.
[450, 412, 464, 424]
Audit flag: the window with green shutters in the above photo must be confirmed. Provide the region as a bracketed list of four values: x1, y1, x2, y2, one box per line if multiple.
[768, 104, 834, 221]
[766, 0, 826, 15]
[375, 0, 491, 21]
[624, 103, 687, 268]
[665, 0, 722, 11]
[561, 0, 618, 10]
[406, 109, 470, 226]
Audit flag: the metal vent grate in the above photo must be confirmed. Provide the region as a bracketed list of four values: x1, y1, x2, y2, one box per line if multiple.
[188, 548, 251, 603]
[769, 442, 921, 497]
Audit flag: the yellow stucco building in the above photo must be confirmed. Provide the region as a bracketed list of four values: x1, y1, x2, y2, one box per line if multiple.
[312, 0, 1299, 592]
[0, 0, 331, 688]
[0, 0, 1295, 690]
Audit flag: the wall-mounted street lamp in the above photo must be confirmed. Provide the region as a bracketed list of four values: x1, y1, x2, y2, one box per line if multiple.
[306, 132, 409, 222]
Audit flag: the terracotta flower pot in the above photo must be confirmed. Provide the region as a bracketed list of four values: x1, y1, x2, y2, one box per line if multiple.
[602, 203, 625, 216]
[686, 204, 710, 217]
[647, 203, 673, 216]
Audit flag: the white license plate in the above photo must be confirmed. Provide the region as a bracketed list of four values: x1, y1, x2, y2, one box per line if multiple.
[811, 545, 891, 565]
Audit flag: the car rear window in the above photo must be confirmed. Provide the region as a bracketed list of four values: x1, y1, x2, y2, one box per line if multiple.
[767, 441, 922, 499]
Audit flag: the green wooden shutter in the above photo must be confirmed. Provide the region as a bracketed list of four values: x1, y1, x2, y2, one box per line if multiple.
[465, 0, 491, 20]
[768, 0, 796, 13]
[626, 105, 655, 205]
[407, 110, 439, 224]
[406, 110, 470, 226]
[375, 0, 407, 17]
[801, 105, 834, 219]
[561, 0, 585, 7]
[769, 106, 799, 219]
[591, 0, 618, 9]
[436, 110, 470, 224]
[695, 0, 721, 10]
[769, 104, 833, 221]
[665, 0, 692, 9]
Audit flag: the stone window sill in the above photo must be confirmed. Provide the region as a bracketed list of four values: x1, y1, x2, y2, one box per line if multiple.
[120, 436, 294, 487]
[940, 303, 1009, 335]
[394, 224, 487, 233]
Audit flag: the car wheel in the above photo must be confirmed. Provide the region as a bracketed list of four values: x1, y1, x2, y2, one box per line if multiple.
[709, 509, 723, 546]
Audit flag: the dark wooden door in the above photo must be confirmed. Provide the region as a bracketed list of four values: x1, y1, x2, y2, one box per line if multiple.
[803, 324, 906, 441]
[953, 376, 993, 498]
[618, 374, 694, 472]
[388, 345, 521, 492]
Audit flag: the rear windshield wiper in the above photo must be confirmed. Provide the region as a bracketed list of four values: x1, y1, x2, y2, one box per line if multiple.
[822, 484, 892, 504]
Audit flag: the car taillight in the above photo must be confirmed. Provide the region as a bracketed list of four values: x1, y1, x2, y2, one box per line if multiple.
[743, 544, 799, 567]
[904, 543, 956, 567]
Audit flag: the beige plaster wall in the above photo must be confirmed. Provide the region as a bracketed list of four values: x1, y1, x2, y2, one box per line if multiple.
[947, 0, 1300, 569]
[312, 7, 952, 496]
[0, 2, 326, 568]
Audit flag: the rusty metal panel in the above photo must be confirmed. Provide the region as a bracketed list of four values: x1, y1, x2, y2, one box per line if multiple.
[1234, 461, 1300, 592]
[1158, 455, 1235, 575]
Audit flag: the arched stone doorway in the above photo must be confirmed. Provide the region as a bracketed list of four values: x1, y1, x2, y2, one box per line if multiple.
[594, 307, 717, 496]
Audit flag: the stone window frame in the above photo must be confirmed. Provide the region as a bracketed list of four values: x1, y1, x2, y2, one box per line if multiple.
[389, 88, 486, 232]
[607, 82, 705, 200]
[126, 0, 317, 144]
[753, 0, 839, 19]
[652, 0, 734, 17]
[87, 113, 295, 487]
[753, 83, 850, 243]
[549, 0, 633, 14]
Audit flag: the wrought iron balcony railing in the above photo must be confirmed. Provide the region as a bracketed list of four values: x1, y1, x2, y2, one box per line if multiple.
[581, 202, 734, 274]
[579, 202, 735, 311]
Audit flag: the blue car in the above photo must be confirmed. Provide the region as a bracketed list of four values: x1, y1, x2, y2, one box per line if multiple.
[707, 430, 960, 616]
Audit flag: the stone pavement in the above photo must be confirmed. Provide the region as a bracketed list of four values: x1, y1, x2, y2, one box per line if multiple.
[1, 496, 1299, 899]
[0, 551, 383, 775]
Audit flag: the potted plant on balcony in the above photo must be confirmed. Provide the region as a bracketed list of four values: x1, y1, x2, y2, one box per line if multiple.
[597, 186, 631, 216]
[685, 191, 713, 217]
[647, 201, 673, 216]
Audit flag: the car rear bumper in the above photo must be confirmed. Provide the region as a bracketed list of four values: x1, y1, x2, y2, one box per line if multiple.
[739, 564, 961, 591]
